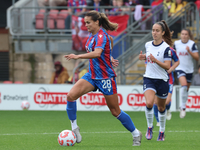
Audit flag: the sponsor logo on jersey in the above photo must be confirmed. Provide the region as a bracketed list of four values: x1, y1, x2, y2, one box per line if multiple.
[179, 52, 189, 56]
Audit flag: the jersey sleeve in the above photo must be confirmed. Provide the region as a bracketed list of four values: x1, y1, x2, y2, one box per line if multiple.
[94, 34, 107, 50]
[164, 47, 172, 61]
[191, 43, 198, 53]
[171, 49, 179, 62]
[173, 44, 176, 50]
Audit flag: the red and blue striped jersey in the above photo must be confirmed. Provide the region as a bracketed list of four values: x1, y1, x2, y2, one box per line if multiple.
[169, 47, 179, 84]
[85, 28, 116, 79]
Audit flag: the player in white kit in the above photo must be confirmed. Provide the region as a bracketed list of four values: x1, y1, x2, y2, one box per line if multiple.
[174, 29, 199, 118]
[139, 20, 172, 141]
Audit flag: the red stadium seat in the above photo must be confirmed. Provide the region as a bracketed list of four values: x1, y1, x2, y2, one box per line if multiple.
[14, 81, 23, 84]
[47, 9, 59, 29]
[56, 10, 69, 29]
[3, 81, 12, 84]
[35, 9, 45, 29]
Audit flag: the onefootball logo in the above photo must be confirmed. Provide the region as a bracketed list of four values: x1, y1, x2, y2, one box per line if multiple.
[80, 93, 123, 105]
[34, 92, 68, 104]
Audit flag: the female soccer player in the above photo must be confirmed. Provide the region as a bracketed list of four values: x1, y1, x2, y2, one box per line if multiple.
[154, 47, 179, 126]
[139, 20, 172, 141]
[174, 29, 199, 118]
[64, 10, 142, 146]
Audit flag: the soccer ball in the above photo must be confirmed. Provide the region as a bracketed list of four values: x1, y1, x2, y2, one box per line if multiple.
[58, 130, 76, 146]
[21, 100, 30, 110]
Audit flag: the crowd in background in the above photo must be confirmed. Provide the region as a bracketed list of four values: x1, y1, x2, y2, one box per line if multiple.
[34, 0, 200, 85]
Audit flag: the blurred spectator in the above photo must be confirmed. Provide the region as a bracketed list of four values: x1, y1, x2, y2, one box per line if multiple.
[37, 0, 67, 7]
[168, 0, 187, 17]
[163, 0, 175, 13]
[50, 61, 69, 84]
[169, 0, 187, 38]
[134, 2, 146, 29]
[88, 0, 105, 12]
[151, 0, 163, 23]
[109, 0, 126, 15]
[67, 61, 88, 84]
[124, 0, 137, 11]
[65, 0, 87, 32]
[192, 65, 200, 86]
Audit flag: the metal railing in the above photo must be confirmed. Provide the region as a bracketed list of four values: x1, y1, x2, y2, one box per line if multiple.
[113, 2, 199, 85]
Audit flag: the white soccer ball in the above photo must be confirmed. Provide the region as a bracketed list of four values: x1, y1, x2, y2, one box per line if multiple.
[21, 100, 30, 110]
[58, 130, 76, 146]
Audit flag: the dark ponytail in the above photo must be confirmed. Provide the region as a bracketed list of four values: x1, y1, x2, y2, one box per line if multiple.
[156, 20, 173, 47]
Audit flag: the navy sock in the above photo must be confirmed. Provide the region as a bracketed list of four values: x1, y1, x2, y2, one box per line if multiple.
[153, 104, 159, 122]
[166, 101, 171, 110]
[117, 110, 136, 132]
[66, 101, 77, 120]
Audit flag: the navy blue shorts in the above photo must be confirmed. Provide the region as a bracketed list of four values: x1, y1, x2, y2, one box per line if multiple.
[143, 77, 169, 99]
[175, 70, 193, 83]
[81, 72, 117, 95]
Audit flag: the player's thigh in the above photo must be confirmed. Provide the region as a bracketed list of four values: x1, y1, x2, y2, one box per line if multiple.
[144, 90, 156, 108]
[104, 94, 121, 117]
[179, 76, 187, 86]
[67, 79, 95, 100]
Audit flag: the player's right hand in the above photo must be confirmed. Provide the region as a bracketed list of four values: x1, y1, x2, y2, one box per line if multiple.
[139, 51, 146, 60]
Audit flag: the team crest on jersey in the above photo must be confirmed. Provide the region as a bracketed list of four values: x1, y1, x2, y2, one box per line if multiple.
[99, 34, 103, 38]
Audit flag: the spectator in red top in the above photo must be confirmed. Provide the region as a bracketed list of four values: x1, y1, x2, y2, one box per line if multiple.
[65, 0, 87, 33]
[49, 61, 69, 84]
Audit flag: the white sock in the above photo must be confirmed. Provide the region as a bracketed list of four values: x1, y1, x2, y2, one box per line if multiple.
[158, 110, 167, 132]
[180, 86, 188, 109]
[70, 119, 78, 130]
[131, 128, 140, 137]
[145, 107, 154, 128]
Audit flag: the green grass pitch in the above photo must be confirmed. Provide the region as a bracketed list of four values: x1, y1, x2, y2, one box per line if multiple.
[0, 111, 200, 150]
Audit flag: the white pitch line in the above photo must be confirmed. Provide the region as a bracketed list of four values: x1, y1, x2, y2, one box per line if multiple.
[0, 130, 200, 136]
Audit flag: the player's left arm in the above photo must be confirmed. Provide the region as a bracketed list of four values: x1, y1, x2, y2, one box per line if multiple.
[167, 49, 180, 74]
[149, 47, 171, 70]
[186, 44, 199, 61]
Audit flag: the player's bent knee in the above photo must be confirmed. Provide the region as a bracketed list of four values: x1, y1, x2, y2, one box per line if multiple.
[67, 93, 76, 101]
[110, 109, 120, 117]
[146, 101, 153, 108]
[158, 106, 165, 112]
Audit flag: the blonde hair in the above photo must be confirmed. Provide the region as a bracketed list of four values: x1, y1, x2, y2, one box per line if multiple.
[85, 10, 118, 31]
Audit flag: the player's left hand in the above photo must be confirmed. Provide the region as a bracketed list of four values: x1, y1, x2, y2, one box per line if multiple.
[111, 59, 119, 67]
[186, 46, 190, 52]
[149, 54, 157, 63]
[167, 68, 173, 74]
[64, 54, 79, 60]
